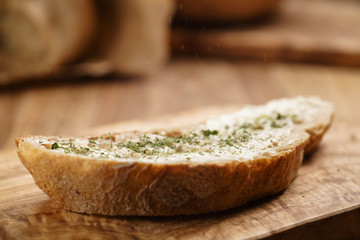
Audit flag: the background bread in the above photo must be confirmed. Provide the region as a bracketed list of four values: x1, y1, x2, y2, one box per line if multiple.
[16, 97, 334, 216]
[90, 0, 175, 76]
[0, 0, 174, 84]
[0, 0, 96, 84]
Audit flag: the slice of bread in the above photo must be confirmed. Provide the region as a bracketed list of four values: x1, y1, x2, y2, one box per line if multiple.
[15, 96, 334, 216]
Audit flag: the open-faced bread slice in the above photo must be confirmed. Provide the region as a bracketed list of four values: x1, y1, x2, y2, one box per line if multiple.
[16, 96, 334, 216]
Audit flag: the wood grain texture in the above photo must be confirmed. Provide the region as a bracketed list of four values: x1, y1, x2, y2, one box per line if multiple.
[0, 115, 359, 239]
[1, 55, 360, 237]
[172, 0, 360, 66]
[1, 0, 360, 233]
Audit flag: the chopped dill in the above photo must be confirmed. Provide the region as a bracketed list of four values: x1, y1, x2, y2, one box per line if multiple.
[51, 142, 60, 149]
[47, 112, 298, 159]
[109, 132, 113, 148]
[276, 113, 286, 120]
[201, 129, 219, 137]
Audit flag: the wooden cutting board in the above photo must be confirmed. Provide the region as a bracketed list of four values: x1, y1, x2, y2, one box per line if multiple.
[0, 107, 359, 240]
[172, 0, 360, 67]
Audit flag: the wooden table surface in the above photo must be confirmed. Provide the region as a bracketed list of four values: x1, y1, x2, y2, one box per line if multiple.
[1, 57, 360, 239]
[172, 0, 360, 67]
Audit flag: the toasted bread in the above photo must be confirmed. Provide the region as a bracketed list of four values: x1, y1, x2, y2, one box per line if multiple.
[16, 96, 334, 216]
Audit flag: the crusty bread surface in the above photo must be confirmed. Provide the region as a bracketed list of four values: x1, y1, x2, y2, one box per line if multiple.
[16, 96, 334, 216]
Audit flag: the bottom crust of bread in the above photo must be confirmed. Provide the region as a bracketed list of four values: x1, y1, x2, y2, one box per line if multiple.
[17, 135, 309, 216]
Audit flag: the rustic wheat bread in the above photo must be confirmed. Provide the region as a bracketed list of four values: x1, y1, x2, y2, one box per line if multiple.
[16, 96, 334, 216]
[0, 0, 96, 84]
[89, 0, 174, 76]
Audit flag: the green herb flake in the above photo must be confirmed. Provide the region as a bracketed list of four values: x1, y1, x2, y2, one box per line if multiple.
[276, 113, 286, 120]
[271, 120, 283, 128]
[51, 142, 60, 149]
[239, 123, 251, 129]
[109, 132, 113, 148]
[201, 129, 219, 137]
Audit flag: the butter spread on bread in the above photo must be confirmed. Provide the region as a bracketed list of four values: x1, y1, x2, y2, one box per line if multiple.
[16, 96, 334, 216]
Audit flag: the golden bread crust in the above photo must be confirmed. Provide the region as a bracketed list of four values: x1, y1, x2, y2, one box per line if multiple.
[16, 133, 309, 216]
[15, 97, 334, 216]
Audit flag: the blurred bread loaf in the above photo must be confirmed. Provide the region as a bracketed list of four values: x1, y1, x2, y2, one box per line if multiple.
[0, 0, 175, 84]
[0, 0, 96, 84]
[91, 0, 174, 76]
